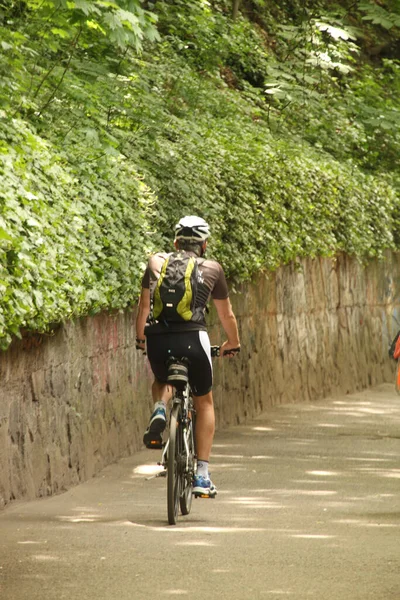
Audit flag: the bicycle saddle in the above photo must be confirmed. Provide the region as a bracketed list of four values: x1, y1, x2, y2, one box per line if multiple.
[166, 357, 189, 390]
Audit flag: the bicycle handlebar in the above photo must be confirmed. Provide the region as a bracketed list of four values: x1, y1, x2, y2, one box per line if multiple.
[210, 345, 241, 358]
[136, 343, 240, 358]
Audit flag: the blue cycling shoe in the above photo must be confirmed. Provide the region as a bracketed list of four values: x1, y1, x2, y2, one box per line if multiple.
[193, 475, 217, 498]
[143, 405, 166, 449]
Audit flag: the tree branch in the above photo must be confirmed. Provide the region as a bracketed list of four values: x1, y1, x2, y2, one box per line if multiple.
[37, 27, 82, 117]
[232, 0, 241, 20]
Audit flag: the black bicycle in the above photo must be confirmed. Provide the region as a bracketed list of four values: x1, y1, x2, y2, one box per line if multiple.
[162, 355, 196, 525]
[155, 345, 239, 525]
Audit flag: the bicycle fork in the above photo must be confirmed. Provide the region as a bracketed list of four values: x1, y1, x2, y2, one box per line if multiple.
[160, 440, 169, 470]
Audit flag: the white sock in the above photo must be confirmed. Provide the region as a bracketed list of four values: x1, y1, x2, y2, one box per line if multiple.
[153, 401, 166, 411]
[197, 460, 209, 479]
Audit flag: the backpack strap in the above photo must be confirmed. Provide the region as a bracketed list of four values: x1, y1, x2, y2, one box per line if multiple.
[153, 255, 170, 320]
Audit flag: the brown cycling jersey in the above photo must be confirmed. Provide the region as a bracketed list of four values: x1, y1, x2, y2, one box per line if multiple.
[142, 251, 229, 335]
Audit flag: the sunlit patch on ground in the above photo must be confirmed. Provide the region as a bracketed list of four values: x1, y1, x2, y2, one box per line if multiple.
[114, 521, 147, 527]
[378, 470, 400, 479]
[252, 426, 275, 432]
[112, 522, 268, 533]
[155, 526, 268, 533]
[290, 534, 335, 539]
[175, 540, 216, 547]
[327, 401, 399, 418]
[212, 444, 243, 449]
[211, 454, 245, 459]
[345, 457, 393, 462]
[362, 450, 398, 457]
[262, 591, 294, 595]
[211, 464, 246, 470]
[57, 515, 101, 523]
[133, 464, 165, 476]
[211, 569, 230, 573]
[356, 468, 400, 478]
[272, 489, 337, 497]
[307, 470, 341, 476]
[292, 479, 333, 485]
[334, 518, 400, 528]
[229, 516, 260, 523]
[335, 518, 364, 525]
[225, 497, 283, 509]
[363, 523, 400, 528]
[251, 455, 274, 460]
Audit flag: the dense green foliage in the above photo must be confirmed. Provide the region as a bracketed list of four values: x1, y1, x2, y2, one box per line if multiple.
[0, 0, 399, 347]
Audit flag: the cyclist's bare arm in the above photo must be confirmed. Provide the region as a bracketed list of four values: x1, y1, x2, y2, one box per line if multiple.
[136, 287, 150, 350]
[213, 297, 240, 356]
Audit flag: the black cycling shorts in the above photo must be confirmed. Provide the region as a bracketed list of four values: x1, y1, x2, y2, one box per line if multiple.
[146, 330, 213, 396]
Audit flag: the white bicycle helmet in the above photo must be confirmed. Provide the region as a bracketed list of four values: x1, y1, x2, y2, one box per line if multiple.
[174, 215, 210, 242]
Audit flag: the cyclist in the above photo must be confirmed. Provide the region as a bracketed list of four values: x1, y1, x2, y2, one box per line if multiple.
[135, 216, 240, 498]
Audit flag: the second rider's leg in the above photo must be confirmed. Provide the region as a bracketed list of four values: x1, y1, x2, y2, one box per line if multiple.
[143, 332, 174, 447]
[152, 380, 173, 406]
[143, 379, 173, 447]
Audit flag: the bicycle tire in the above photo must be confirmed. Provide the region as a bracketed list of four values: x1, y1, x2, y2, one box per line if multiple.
[167, 403, 182, 525]
[180, 410, 196, 516]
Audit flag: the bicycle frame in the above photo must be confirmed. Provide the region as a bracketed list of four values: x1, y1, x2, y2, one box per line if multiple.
[161, 384, 196, 470]
[153, 345, 239, 524]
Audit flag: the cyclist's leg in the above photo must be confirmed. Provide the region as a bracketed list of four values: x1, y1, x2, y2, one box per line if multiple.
[144, 335, 174, 446]
[187, 332, 217, 497]
[152, 379, 173, 404]
[187, 331, 214, 458]
[186, 330, 214, 464]
[142, 380, 173, 445]
[192, 391, 217, 497]
[193, 391, 215, 462]
[148, 337, 174, 408]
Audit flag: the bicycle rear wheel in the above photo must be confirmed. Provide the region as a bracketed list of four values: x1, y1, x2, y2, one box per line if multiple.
[167, 403, 182, 525]
[180, 411, 196, 516]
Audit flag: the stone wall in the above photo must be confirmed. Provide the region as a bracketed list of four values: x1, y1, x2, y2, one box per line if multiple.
[1, 252, 399, 508]
[212, 252, 399, 429]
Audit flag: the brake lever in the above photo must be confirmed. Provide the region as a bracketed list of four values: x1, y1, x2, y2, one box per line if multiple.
[223, 347, 241, 357]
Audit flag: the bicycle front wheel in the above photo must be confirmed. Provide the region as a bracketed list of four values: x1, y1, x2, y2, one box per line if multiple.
[180, 411, 196, 516]
[167, 403, 182, 525]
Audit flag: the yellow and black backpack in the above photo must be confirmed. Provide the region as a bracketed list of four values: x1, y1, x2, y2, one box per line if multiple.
[152, 252, 203, 323]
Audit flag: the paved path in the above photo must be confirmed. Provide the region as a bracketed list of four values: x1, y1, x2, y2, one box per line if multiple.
[1, 384, 400, 599]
